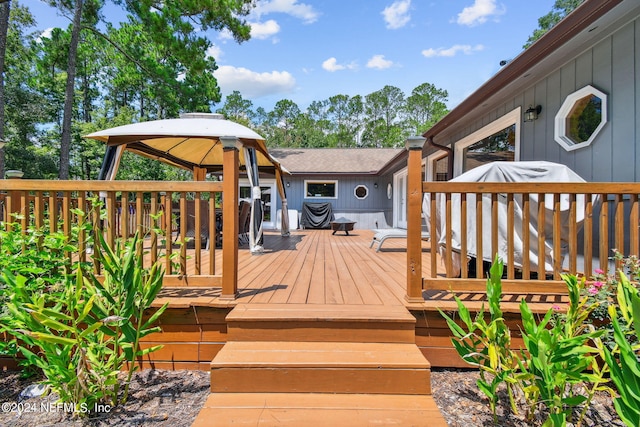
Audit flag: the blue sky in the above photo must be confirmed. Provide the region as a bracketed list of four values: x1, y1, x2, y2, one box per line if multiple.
[30, 0, 556, 112]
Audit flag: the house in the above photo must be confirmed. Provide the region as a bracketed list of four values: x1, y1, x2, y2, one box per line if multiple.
[266, 148, 405, 230]
[417, 0, 638, 184]
[263, 1, 639, 236]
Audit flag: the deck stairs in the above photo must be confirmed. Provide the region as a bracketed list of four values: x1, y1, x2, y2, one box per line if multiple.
[192, 303, 448, 426]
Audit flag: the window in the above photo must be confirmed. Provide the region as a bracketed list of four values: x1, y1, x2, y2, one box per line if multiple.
[462, 124, 515, 172]
[305, 180, 338, 198]
[555, 85, 607, 152]
[434, 155, 449, 181]
[454, 108, 520, 176]
[354, 185, 369, 200]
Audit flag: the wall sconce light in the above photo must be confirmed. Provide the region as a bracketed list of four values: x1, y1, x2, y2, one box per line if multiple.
[286, 181, 290, 187]
[374, 183, 378, 189]
[524, 105, 542, 122]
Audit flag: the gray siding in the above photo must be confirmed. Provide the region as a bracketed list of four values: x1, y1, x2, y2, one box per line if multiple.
[440, 16, 639, 183]
[277, 174, 394, 229]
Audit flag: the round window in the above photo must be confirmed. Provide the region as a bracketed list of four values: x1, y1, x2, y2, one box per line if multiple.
[354, 185, 369, 200]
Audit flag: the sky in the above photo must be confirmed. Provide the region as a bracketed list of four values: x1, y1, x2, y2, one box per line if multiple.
[29, 0, 556, 112]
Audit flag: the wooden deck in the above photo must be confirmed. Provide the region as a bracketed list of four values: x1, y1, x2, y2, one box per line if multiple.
[155, 228, 442, 308]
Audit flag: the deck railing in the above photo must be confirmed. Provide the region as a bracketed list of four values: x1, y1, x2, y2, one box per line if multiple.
[1, 179, 226, 288]
[421, 181, 640, 294]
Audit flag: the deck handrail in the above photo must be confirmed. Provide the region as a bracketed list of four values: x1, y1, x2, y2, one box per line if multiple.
[1, 179, 226, 288]
[419, 181, 640, 295]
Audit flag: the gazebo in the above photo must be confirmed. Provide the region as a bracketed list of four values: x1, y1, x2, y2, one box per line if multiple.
[85, 112, 290, 254]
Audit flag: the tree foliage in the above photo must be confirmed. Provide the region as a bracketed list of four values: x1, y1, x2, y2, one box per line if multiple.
[524, 0, 584, 48]
[1, 1, 569, 179]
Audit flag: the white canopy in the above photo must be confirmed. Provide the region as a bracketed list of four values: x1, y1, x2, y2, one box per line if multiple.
[426, 161, 599, 276]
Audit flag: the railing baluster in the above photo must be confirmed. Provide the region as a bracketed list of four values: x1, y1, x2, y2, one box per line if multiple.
[507, 193, 515, 279]
[445, 192, 452, 277]
[476, 192, 483, 279]
[460, 193, 468, 278]
[121, 191, 129, 240]
[522, 193, 530, 279]
[537, 192, 546, 280]
[599, 193, 609, 274]
[430, 191, 437, 278]
[179, 192, 187, 276]
[209, 195, 216, 275]
[553, 193, 561, 280]
[584, 193, 593, 277]
[631, 193, 639, 257]
[568, 193, 577, 275]
[615, 194, 624, 271]
[150, 192, 159, 265]
[194, 192, 202, 275]
[491, 193, 498, 264]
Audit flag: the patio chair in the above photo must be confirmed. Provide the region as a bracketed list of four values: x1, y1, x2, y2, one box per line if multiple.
[370, 202, 430, 252]
[179, 199, 211, 249]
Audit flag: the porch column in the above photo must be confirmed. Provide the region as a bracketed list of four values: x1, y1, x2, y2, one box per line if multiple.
[405, 136, 426, 303]
[220, 137, 240, 300]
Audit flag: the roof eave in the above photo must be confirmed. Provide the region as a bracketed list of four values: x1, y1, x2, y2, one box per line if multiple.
[422, 0, 623, 144]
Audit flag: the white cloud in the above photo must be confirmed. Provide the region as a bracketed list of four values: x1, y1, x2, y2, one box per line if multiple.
[421, 44, 484, 58]
[322, 57, 357, 72]
[206, 44, 223, 59]
[382, 0, 411, 30]
[457, 0, 505, 27]
[250, 19, 281, 39]
[366, 54, 393, 70]
[36, 27, 54, 43]
[252, 0, 319, 24]
[214, 65, 296, 99]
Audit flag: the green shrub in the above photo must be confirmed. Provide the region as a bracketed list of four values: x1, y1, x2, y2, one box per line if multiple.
[601, 271, 640, 427]
[0, 232, 168, 413]
[440, 256, 609, 426]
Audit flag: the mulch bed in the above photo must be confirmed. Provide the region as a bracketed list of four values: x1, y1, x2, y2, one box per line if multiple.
[0, 368, 624, 426]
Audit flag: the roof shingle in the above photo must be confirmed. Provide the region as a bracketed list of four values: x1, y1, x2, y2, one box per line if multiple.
[269, 148, 403, 174]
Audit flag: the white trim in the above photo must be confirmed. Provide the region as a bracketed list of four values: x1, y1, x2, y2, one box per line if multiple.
[454, 107, 521, 176]
[427, 151, 449, 182]
[304, 179, 338, 199]
[554, 85, 608, 152]
[240, 178, 277, 229]
[392, 158, 426, 228]
[393, 169, 407, 229]
[353, 184, 369, 200]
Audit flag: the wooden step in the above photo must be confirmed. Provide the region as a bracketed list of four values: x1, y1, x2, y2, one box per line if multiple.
[210, 341, 431, 394]
[226, 303, 416, 343]
[192, 393, 448, 427]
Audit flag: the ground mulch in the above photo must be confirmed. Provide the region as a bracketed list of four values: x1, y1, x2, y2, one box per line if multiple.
[0, 368, 624, 426]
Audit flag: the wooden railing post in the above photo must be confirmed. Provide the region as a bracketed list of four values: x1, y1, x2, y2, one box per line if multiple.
[405, 136, 427, 303]
[5, 170, 25, 223]
[220, 137, 240, 300]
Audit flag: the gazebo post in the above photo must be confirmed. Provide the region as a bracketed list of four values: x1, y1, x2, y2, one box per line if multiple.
[405, 136, 427, 303]
[220, 137, 240, 300]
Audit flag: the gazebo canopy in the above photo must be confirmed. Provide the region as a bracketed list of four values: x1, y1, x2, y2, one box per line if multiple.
[85, 113, 285, 175]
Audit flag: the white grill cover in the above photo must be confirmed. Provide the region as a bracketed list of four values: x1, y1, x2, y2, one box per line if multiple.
[426, 161, 599, 276]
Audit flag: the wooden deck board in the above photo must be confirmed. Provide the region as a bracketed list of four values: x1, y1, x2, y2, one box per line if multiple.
[160, 229, 445, 307]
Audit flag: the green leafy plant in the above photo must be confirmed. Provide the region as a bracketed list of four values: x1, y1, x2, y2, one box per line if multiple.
[0, 231, 168, 412]
[439, 257, 519, 421]
[586, 253, 640, 351]
[515, 274, 607, 426]
[0, 214, 91, 371]
[601, 271, 640, 427]
[440, 257, 611, 426]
